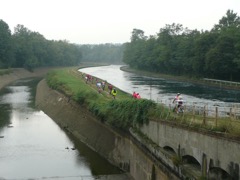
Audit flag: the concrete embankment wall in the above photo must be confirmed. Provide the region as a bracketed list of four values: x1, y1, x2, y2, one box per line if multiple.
[35, 79, 179, 180]
[140, 120, 240, 178]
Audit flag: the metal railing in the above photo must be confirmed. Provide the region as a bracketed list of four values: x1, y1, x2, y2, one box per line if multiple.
[203, 78, 240, 87]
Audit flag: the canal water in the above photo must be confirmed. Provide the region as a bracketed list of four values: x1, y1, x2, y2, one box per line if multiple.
[0, 78, 121, 179]
[79, 65, 240, 116]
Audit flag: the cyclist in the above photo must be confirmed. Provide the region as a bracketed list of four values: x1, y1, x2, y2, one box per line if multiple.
[172, 93, 184, 113]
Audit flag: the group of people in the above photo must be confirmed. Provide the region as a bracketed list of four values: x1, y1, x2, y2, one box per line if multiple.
[96, 79, 106, 93]
[84, 74, 93, 83]
[83, 73, 184, 110]
[132, 92, 141, 99]
[83, 73, 117, 99]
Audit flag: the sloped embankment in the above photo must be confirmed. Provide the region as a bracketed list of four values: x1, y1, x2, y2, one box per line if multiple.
[35, 79, 121, 158]
[35, 79, 179, 180]
[0, 67, 55, 90]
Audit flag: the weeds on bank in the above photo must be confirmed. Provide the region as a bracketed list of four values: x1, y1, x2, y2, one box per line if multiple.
[46, 69, 157, 130]
[0, 69, 13, 76]
[46, 68, 240, 137]
[151, 105, 240, 137]
[104, 99, 156, 129]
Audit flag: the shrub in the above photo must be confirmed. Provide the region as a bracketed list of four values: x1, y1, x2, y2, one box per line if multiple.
[104, 99, 156, 130]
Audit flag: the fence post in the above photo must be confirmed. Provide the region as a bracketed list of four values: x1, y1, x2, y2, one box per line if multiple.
[206, 104, 208, 117]
[215, 107, 218, 127]
[230, 107, 232, 120]
[192, 105, 195, 123]
[160, 104, 164, 119]
[203, 105, 206, 126]
[234, 105, 237, 120]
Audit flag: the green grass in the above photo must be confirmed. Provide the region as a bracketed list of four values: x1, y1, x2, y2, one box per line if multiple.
[0, 69, 13, 76]
[46, 68, 157, 130]
[46, 67, 240, 137]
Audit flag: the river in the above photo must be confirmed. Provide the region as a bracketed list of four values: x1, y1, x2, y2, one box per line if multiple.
[0, 78, 122, 180]
[79, 65, 240, 116]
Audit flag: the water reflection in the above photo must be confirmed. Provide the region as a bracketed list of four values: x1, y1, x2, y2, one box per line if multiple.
[0, 78, 121, 179]
[67, 133, 121, 175]
[0, 104, 11, 129]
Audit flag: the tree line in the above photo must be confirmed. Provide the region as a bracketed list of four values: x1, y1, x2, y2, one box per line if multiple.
[79, 44, 124, 64]
[0, 20, 124, 70]
[123, 10, 240, 81]
[0, 21, 82, 70]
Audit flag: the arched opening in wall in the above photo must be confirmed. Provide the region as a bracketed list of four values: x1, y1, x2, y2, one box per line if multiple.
[208, 167, 232, 180]
[163, 146, 176, 156]
[182, 155, 201, 178]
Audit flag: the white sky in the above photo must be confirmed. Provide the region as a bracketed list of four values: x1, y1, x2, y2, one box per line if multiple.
[1, 0, 240, 44]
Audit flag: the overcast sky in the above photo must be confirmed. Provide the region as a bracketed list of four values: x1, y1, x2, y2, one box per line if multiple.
[1, 0, 240, 44]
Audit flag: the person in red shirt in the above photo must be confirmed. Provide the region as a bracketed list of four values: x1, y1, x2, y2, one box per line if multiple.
[132, 92, 137, 98]
[136, 93, 141, 99]
[108, 84, 113, 94]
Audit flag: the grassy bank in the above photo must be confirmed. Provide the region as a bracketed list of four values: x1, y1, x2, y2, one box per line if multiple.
[45, 67, 240, 139]
[0, 69, 13, 76]
[46, 67, 156, 130]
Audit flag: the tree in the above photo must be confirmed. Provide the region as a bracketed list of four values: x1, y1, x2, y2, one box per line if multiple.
[214, 10, 240, 31]
[0, 19, 14, 68]
[12, 24, 35, 68]
[122, 10, 240, 81]
[130, 29, 147, 42]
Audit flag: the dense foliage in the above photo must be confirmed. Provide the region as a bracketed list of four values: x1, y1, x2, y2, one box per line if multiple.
[0, 19, 125, 70]
[0, 21, 82, 70]
[123, 10, 240, 81]
[105, 99, 156, 129]
[79, 44, 124, 64]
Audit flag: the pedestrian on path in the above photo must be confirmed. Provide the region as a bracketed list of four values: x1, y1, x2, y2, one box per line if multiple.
[111, 88, 117, 99]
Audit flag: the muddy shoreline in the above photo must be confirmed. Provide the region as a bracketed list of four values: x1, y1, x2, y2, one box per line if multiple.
[0, 67, 56, 90]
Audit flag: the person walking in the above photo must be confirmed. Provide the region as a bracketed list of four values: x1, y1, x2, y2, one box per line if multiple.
[136, 93, 141, 99]
[96, 81, 102, 93]
[132, 92, 137, 98]
[111, 88, 117, 99]
[102, 81, 106, 91]
[108, 83, 113, 94]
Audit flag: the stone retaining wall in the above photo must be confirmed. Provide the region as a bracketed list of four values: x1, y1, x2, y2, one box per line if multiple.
[35, 79, 179, 180]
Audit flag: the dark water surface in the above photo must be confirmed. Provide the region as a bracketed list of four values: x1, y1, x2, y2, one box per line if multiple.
[0, 78, 121, 179]
[79, 65, 240, 114]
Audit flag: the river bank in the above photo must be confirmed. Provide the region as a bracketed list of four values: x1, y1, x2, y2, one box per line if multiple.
[120, 66, 240, 90]
[35, 74, 180, 180]
[0, 67, 57, 90]
[34, 66, 240, 179]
